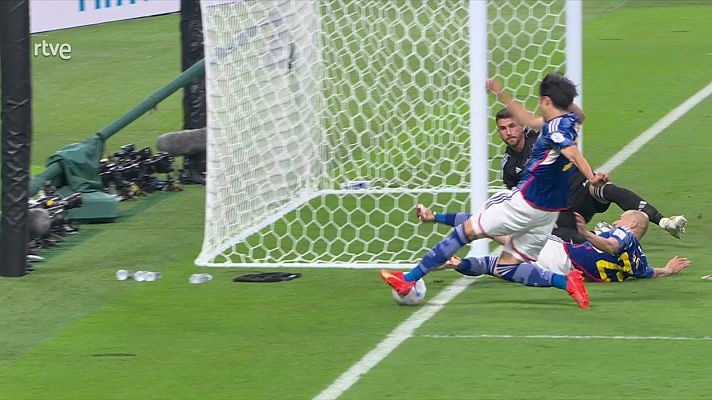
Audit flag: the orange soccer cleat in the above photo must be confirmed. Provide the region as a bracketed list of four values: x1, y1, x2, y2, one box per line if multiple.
[565, 269, 590, 309]
[380, 269, 415, 296]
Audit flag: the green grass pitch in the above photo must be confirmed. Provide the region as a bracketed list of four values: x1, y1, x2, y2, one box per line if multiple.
[2, 1, 712, 399]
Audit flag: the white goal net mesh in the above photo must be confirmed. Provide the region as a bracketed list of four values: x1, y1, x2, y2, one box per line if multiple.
[197, 0, 570, 267]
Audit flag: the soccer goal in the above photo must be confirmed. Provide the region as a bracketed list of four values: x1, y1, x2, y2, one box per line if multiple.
[195, 0, 582, 268]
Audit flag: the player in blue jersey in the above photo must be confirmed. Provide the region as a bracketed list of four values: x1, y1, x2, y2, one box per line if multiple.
[381, 73, 608, 308]
[439, 210, 689, 283]
[495, 106, 687, 243]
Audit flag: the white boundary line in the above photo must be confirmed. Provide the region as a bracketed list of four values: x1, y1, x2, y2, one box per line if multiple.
[597, 80, 712, 173]
[419, 334, 712, 341]
[312, 81, 712, 400]
[312, 277, 480, 400]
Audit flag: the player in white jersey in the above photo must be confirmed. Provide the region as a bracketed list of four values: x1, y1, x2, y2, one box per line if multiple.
[381, 73, 607, 308]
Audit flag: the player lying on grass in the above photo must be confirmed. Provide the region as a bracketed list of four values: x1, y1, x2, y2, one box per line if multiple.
[489, 86, 687, 243]
[381, 73, 608, 309]
[417, 205, 689, 282]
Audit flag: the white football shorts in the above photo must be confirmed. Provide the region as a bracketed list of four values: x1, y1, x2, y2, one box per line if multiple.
[469, 189, 559, 262]
[534, 236, 573, 275]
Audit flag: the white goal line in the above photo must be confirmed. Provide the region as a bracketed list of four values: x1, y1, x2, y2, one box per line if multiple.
[418, 334, 712, 342]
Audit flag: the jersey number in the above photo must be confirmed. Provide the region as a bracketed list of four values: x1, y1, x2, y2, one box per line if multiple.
[595, 252, 637, 282]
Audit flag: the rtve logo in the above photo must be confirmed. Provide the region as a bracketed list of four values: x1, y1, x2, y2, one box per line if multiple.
[78, 0, 148, 12]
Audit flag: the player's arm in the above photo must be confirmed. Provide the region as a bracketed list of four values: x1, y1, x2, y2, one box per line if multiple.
[652, 256, 690, 278]
[486, 78, 544, 131]
[560, 145, 608, 187]
[574, 213, 620, 254]
[567, 103, 585, 123]
[486, 79, 586, 129]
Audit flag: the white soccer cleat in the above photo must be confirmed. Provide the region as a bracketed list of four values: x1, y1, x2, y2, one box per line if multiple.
[659, 215, 687, 239]
[593, 221, 614, 235]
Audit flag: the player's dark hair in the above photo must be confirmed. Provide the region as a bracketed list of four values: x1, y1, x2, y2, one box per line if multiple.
[495, 108, 513, 122]
[539, 72, 577, 110]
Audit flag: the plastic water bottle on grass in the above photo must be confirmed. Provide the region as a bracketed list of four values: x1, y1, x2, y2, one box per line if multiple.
[134, 271, 148, 282]
[144, 272, 161, 282]
[189, 273, 213, 284]
[116, 270, 133, 281]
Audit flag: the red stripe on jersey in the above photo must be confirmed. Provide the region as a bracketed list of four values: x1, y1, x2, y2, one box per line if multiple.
[476, 214, 493, 240]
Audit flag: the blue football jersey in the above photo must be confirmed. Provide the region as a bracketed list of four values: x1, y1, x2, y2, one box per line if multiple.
[564, 227, 653, 282]
[516, 112, 580, 210]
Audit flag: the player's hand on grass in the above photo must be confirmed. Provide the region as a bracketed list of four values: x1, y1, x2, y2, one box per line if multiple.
[589, 172, 609, 187]
[665, 256, 690, 275]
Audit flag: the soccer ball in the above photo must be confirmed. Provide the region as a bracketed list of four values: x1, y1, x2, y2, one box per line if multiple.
[391, 279, 427, 306]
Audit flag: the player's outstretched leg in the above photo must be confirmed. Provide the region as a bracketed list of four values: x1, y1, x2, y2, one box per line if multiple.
[381, 222, 472, 295]
[416, 204, 471, 227]
[495, 262, 589, 309]
[443, 256, 590, 309]
[438, 255, 498, 275]
[593, 183, 687, 239]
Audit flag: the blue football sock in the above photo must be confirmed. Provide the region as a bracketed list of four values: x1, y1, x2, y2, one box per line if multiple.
[551, 274, 568, 290]
[434, 212, 472, 227]
[455, 256, 498, 277]
[403, 268, 426, 282]
[404, 224, 470, 282]
[494, 262, 567, 290]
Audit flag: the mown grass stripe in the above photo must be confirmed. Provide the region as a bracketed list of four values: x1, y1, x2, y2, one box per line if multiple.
[419, 334, 712, 341]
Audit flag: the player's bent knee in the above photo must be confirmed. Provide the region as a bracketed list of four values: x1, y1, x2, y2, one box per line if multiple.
[463, 219, 479, 241]
[497, 251, 520, 266]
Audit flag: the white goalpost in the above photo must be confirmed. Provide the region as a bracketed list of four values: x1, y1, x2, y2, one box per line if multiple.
[196, 0, 582, 268]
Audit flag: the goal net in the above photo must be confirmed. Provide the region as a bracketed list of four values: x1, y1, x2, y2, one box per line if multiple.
[196, 0, 581, 267]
